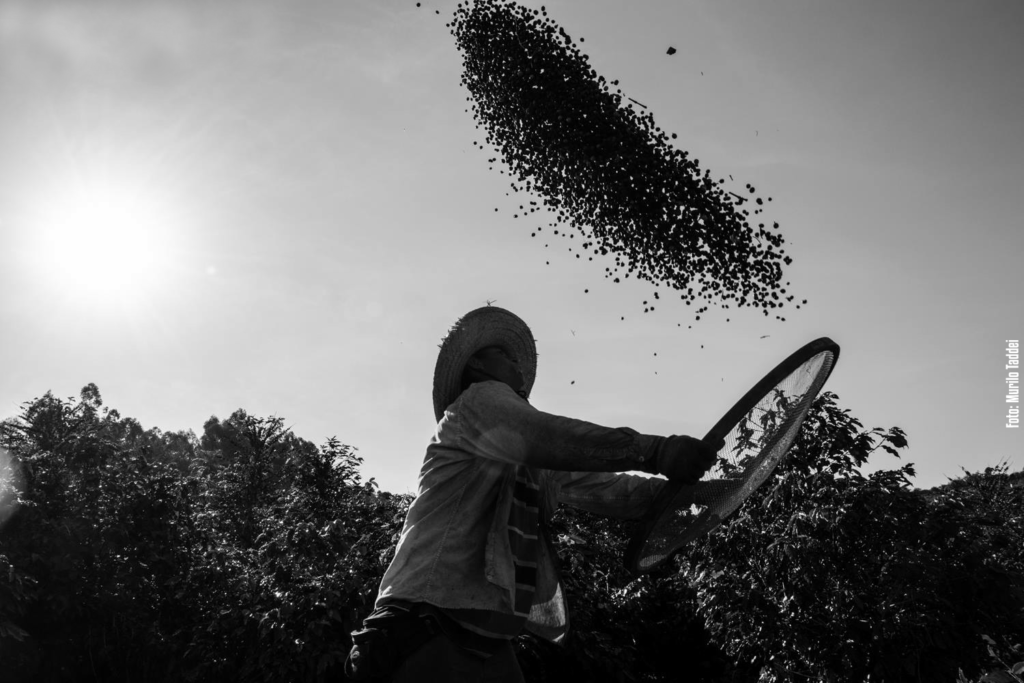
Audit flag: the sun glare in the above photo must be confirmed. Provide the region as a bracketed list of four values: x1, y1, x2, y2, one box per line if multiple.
[26, 177, 179, 304]
[0, 447, 21, 532]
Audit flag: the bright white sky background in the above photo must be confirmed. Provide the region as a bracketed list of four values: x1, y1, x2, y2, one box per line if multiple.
[1, 0, 1021, 495]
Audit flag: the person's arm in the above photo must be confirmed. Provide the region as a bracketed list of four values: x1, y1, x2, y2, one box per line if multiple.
[449, 381, 657, 473]
[448, 381, 719, 481]
[548, 469, 666, 520]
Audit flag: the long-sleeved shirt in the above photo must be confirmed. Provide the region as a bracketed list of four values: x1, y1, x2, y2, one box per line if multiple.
[374, 380, 667, 643]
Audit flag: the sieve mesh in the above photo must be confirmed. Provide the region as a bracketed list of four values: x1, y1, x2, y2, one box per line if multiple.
[634, 348, 836, 571]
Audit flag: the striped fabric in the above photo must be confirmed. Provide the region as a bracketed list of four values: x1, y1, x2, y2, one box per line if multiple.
[508, 466, 540, 617]
[440, 466, 541, 640]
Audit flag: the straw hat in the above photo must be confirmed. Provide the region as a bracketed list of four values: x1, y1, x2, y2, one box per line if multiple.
[432, 306, 537, 421]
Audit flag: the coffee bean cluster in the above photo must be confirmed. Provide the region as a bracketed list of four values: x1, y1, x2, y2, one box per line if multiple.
[448, 0, 798, 319]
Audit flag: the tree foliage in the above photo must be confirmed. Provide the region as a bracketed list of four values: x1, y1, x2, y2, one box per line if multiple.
[0, 385, 408, 682]
[520, 393, 1024, 683]
[0, 386, 1021, 682]
[687, 393, 1024, 683]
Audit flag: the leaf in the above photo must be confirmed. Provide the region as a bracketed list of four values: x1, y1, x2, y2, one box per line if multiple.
[1, 620, 30, 641]
[980, 672, 1018, 683]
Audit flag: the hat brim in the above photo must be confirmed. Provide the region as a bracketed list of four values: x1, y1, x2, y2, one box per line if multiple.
[433, 306, 537, 422]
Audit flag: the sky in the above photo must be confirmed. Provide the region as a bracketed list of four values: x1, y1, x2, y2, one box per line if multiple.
[1, 0, 1021, 495]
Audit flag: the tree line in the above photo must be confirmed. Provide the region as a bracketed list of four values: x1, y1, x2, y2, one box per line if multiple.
[0, 384, 1021, 682]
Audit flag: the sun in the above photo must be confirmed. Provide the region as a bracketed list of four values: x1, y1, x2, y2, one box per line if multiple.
[26, 176, 179, 303]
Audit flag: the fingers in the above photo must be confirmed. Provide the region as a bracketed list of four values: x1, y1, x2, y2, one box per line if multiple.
[677, 472, 701, 486]
[704, 432, 726, 452]
[688, 435, 718, 472]
[659, 435, 718, 484]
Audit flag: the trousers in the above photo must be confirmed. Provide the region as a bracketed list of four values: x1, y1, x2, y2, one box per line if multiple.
[390, 631, 525, 683]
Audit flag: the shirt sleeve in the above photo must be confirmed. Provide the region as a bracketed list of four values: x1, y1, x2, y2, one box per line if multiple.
[548, 470, 666, 520]
[448, 381, 663, 473]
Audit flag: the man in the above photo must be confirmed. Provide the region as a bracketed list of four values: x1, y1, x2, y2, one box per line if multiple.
[346, 306, 720, 682]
